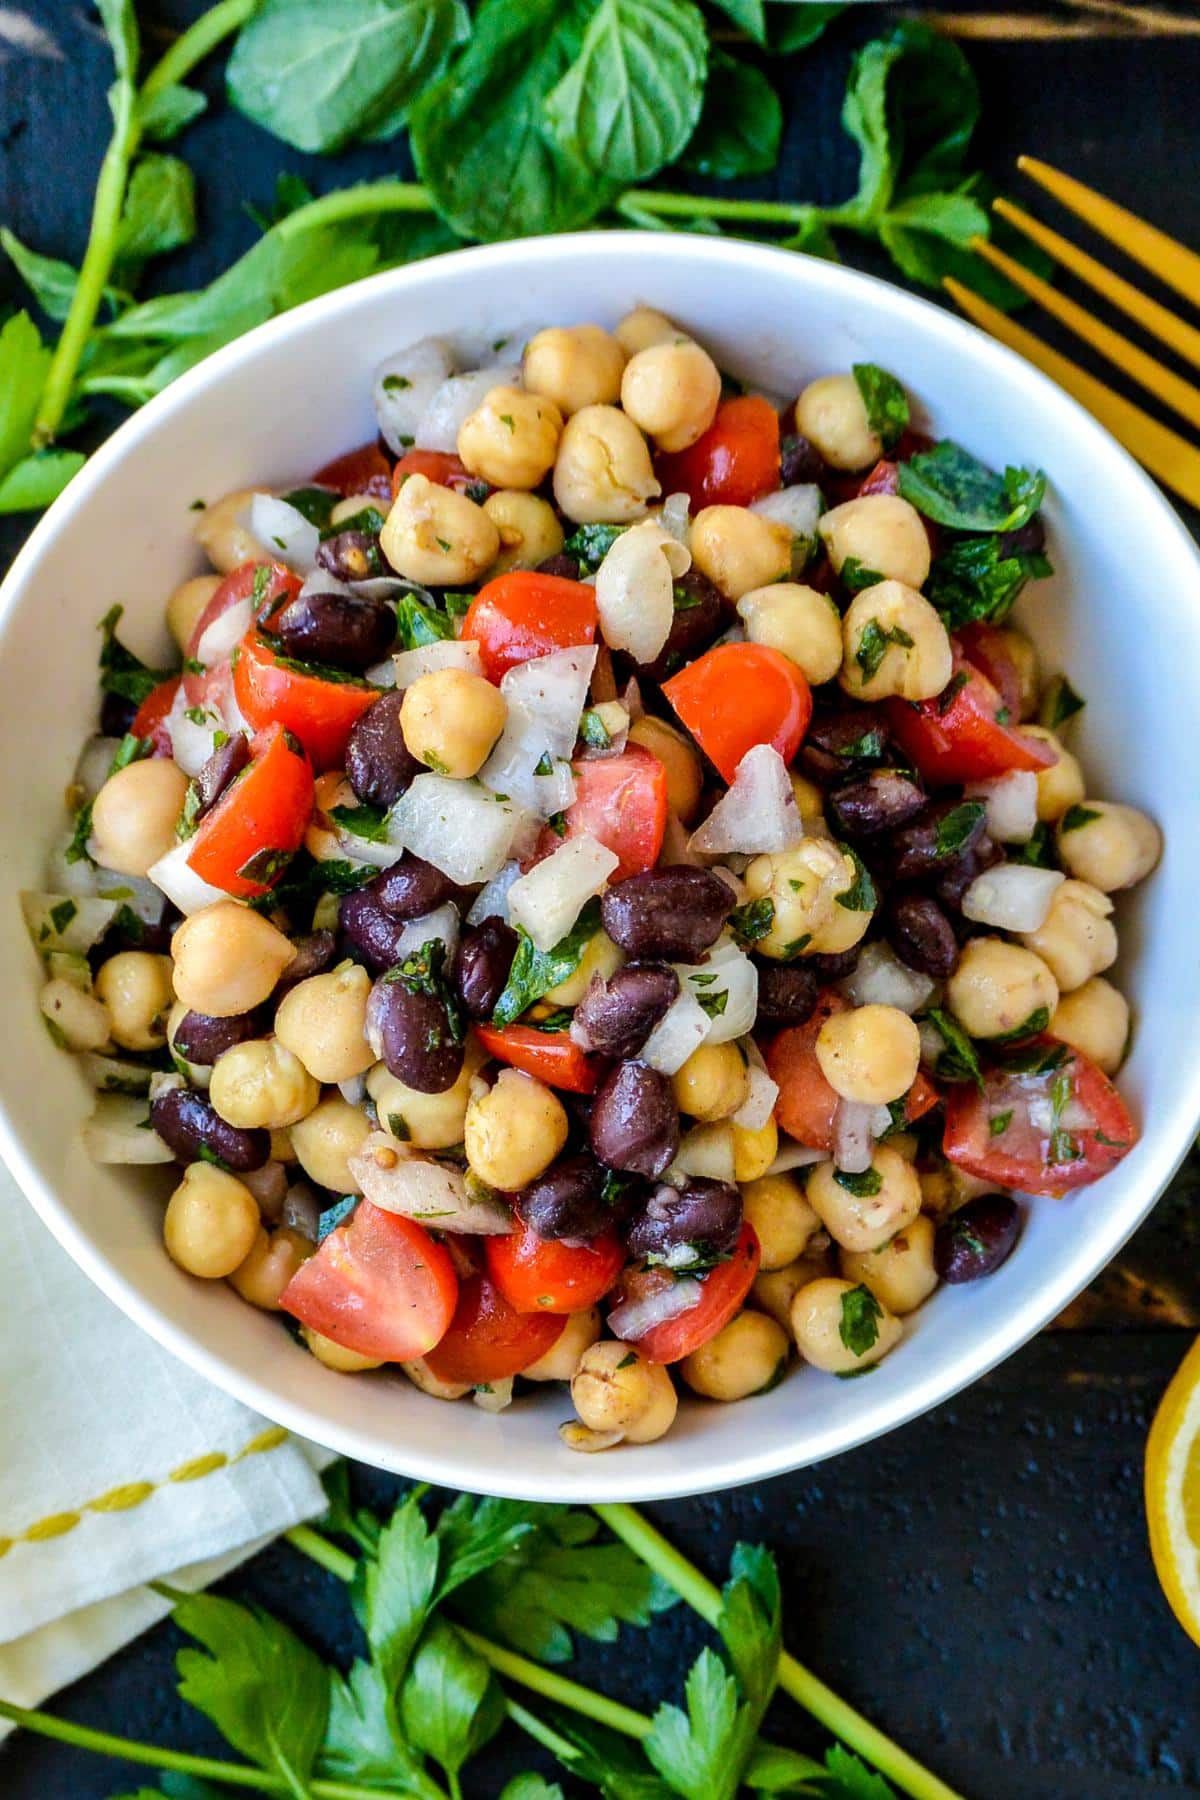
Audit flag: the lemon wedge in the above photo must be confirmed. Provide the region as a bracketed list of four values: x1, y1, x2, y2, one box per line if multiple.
[1146, 1334, 1200, 1647]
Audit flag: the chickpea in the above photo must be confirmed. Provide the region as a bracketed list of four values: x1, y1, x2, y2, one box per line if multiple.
[627, 715, 703, 821]
[689, 505, 792, 601]
[819, 494, 931, 591]
[615, 306, 679, 355]
[193, 487, 267, 573]
[399, 668, 507, 779]
[229, 1225, 313, 1310]
[523, 323, 626, 415]
[794, 374, 881, 472]
[275, 963, 374, 1084]
[736, 583, 842, 686]
[290, 1095, 373, 1192]
[1019, 879, 1116, 993]
[552, 404, 660, 524]
[672, 1041, 749, 1122]
[40, 977, 111, 1052]
[94, 951, 174, 1051]
[401, 1357, 470, 1401]
[271, 1128, 299, 1164]
[166, 574, 220, 653]
[789, 769, 825, 825]
[367, 1037, 484, 1150]
[1022, 727, 1085, 823]
[464, 1067, 568, 1190]
[839, 581, 953, 703]
[752, 1253, 831, 1331]
[674, 1120, 735, 1182]
[303, 1325, 382, 1373]
[740, 1173, 821, 1271]
[326, 491, 379, 527]
[620, 341, 721, 453]
[806, 893, 874, 958]
[164, 1163, 260, 1279]
[790, 1277, 902, 1374]
[1050, 976, 1129, 1075]
[210, 1038, 320, 1131]
[732, 1117, 778, 1183]
[91, 758, 189, 877]
[841, 1214, 938, 1315]
[457, 385, 563, 490]
[743, 837, 864, 961]
[522, 1307, 603, 1380]
[304, 771, 356, 865]
[545, 931, 623, 1007]
[815, 1004, 921, 1107]
[171, 903, 295, 1017]
[1056, 801, 1161, 892]
[918, 1162, 993, 1216]
[571, 1340, 677, 1444]
[482, 490, 564, 574]
[992, 626, 1039, 718]
[381, 472, 500, 586]
[681, 1310, 789, 1401]
[806, 1145, 922, 1253]
[945, 937, 1058, 1041]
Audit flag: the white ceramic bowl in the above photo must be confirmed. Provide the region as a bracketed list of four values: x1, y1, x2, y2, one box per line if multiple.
[2, 234, 1197, 1502]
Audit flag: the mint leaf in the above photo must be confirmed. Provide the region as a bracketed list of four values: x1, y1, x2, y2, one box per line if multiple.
[138, 82, 208, 142]
[0, 312, 50, 480]
[396, 592, 457, 649]
[898, 440, 1045, 533]
[680, 50, 781, 181]
[933, 801, 985, 858]
[0, 449, 85, 513]
[115, 154, 196, 284]
[492, 900, 602, 1027]
[852, 363, 908, 450]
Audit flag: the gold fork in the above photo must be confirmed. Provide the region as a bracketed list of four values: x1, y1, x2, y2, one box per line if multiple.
[943, 157, 1200, 509]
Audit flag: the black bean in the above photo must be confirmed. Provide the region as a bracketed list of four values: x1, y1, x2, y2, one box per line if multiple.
[589, 1061, 680, 1178]
[172, 1007, 261, 1065]
[194, 733, 250, 818]
[276, 929, 337, 996]
[455, 918, 518, 1020]
[934, 1194, 1022, 1283]
[316, 528, 384, 583]
[828, 770, 926, 838]
[339, 887, 415, 973]
[367, 974, 463, 1093]
[100, 691, 137, 738]
[779, 432, 828, 487]
[572, 963, 678, 1059]
[272, 588, 396, 673]
[150, 1087, 270, 1172]
[935, 833, 1003, 911]
[535, 552, 582, 580]
[601, 867, 731, 962]
[887, 893, 959, 979]
[753, 960, 820, 1026]
[625, 1178, 742, 1263]
[807, 947, 862, 982]
[886, 798, 989, 881]
[373, 853, 465, 920]
[346, 691, 423, 807]
[799, 706, 892, 786]
[515, 1152, 613, 1240]
[637, 569, 727, 685]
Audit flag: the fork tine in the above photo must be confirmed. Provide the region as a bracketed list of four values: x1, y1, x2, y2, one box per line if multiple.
[1018, 157, 1200, 307]
[969, 235, 1200, 431]
[993, 198, 1200, 373]
[943, 277, 1200, 510]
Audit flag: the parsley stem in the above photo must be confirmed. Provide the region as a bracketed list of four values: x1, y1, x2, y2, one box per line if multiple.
[502, 1697, 581, 1763]
[285, 1522, 357, 1582]
[593, 1503, 967, 1800]
[140, 0, 262, 101]
[456, 1627, 650, 1742]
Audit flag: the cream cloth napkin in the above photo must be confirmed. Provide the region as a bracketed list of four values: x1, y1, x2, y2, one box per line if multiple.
[0, 1166, 332, 1735]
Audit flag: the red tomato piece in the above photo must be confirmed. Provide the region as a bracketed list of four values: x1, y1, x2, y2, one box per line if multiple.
[655, 396, 781, 510]
[943, 1040, 1136, 1197]
[954, 624, 1022, 722]
[185, 562, 301, 703]
[422, 1274, 565, 1385]
[856, 459, 900, 498]
[462, 572, 598, 684]
[233, 628, 378, 772]
[532, 745, 668, 882]
[884, 653, 1057, 786]
[280, 1201, 458, 1363]
[186, 724, 314, 898]
[472, 1023, 602, 1094]
[904, 1069, 941, 1125]
[313, 441, 393, 501]
[663, 643, 812, 785]
[764, 990, 848, 1153]
[485, 1221, 625, 1314]
[131, 677, 180, 756]
[620, 1224, 761, 1365]
[391, 450, 479, 497]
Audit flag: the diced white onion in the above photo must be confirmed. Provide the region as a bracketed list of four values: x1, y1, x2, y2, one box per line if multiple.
[918, 1019, 945, 1067]
[869, 1104, 895, 1139]
[338, 1074, 367, 1106]
[416, 365, 522, 453]
[966, 769, 1038, 845]
[81, 1096, 174, 1165]
[670, 1122, 736, 1182]
[331, 817, 403, 870]
[44, 839, 103, 898]
[467, 860, 523, 925]
[247, 493, 319, 572]
[94, 872, 167, 928]
[507, 833, 618, 952]
[689, 744, 803, 855]
[675, 938, 758, 1046]
[751, 484, 823, 567]
[731, 1039, 779, 1131]
[480, 645, 594, 815]
[1027, 1095, 1092, 1134]
[833, 1099, 875, 1174]
[961, 863, 1064, 933]
[350, 1135, 513, 1234]
[841, 941, 935, 1015]
[196, 595, 254, 666]
[660, 491, 691, 543]
[389, 774, 521, 885]
[164, 682, 220, 777]
[638, 989, 710, 1075]
[392, 639, 482, 686]
[390, 902, 461, 966]
[474, 1377, 514, 1412]
[74, 736, 124, 801]
[608, 1276, 703, 1342]
[374, 338, 455, 455]
[365, 657, 399, 689]
[21, 892, 119, 956]
[595, 520, 689, 665]
[147, 840, 228, 915]
[766, 1137, 825, 1176]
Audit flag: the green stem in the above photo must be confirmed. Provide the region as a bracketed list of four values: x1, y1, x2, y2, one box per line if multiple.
[593, 1504, 966, 1800]
[286, 1524, 357, 1583]
[502, 1698, 581, 1765]
[456, 1628, 650, 1743]
[275, 181, 438, 240]
[141, 0, 261, 101]
[620, 188, 817, 226]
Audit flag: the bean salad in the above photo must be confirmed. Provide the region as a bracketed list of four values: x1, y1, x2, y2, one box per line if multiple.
[25, 308, 1162, 1450]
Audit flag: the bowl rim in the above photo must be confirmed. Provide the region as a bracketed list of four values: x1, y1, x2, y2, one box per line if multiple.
[3, 228, 1199, 1501]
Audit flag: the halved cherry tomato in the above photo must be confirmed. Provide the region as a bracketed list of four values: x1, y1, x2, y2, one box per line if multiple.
[391, 450, 479, 498]
[955, 624, 1022, 722]
[534, 745, 667, 881]
[663, 643, 812, 785]
[943, 1039, 1136, 1197]
[904, 1069, 941, 1125]
[233, 628, 378, 772]
[764, 990, 848, 1152]
[184, 561, 301, 703]
[462, 571, 598, 684]
[131, 676, 180, 756]
[422, 1273, 565, 1384]
[280, 1201, 458, 1363]
[186, 724, 314, 898]
[615, 1224, 762, 1365]
[473, 1023, 602, 1094]
[313, 440, 393, 501]
[655, 396, 781, 510]
[485, 1220, 625, 1314]
[884, 653, 1057, 786]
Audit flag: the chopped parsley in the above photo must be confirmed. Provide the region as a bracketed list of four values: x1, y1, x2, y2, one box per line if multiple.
[578, 710, 611, 750]
[989, 1110, 1013, 1137]
[329, 801, 390, 843]
[925, 1007, 984, 1090]
[933, 801, 985, 858]
[695, 987, 729, 1020]
[839, 1284, 883, 1358]
[729, 898, 775, 945]
[835, 845, 876, 913]
[834, 1166, 883, 1198]
[1040, 674, 1085, 731]
[97, 604, 172, 706]
[852, 362, 909, 450]
[1060, 804, 1101, 833]
[841, 557, 886, 596]
[855, 617, 913, 680]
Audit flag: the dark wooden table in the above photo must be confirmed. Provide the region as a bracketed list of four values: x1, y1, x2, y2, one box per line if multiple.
[2, 5, 1199, 1795]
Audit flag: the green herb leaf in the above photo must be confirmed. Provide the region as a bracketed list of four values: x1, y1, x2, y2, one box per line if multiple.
[1010, 821, 1054, 869]
[563, 520, 627, 570]
[992, 1004, 1050, 1045]
[138, 82, 208, 142]
[933, 801, 985, 858]
[999, 1038, 1069, 1076]
[98, 604, 172, 705]
[822, 1742, 900, 1798]
[834, 1166, 883, 1198]
[321, 1656, 439, 1797]
[840, 557, 886, 597]
[0, 230, 89, 322]
[835, 845, 876, 913]
[645, 1648, 742, 1800]
[385, 938, 464, 1043]
[492, 899, 602, 1027]
[501, 1780, 566, 1800]
[926, 1006, 983, 1090]
[697, 987, 729, 1020]
[771, 2, 845, 53]
[281, 484, 339, 528]
[852, 363, 908, 450]
[898, 440, 1045, 533]
[838, 1284, 883, 1358]
[679, 50, 781, 181]
[360, 1494, 442, 1696]
[707, 0, 765, 41]
[1060, 804, 1101, 833]
[396, 592, 457, 649]
[729, 898, 775, 945]
[855, 617, 913, 680]
[1039, 673, 1085, 731]
[0, 312, 51, 483]
[330, 800, 390, 843]
[400, 1617, 504, 1782]
[925, 534, 1052, 629]
[579, 708, 611, 750]
[0, 449, 85, 513]
[989, 1109, 1013, 1137]
[114, 155, 196, 285]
